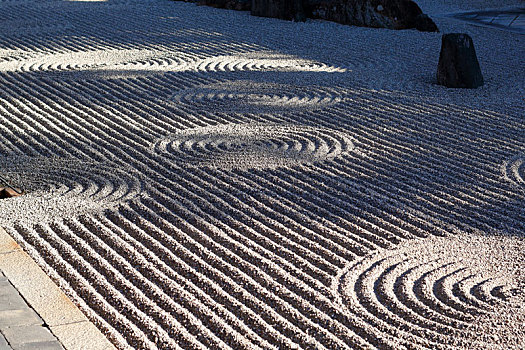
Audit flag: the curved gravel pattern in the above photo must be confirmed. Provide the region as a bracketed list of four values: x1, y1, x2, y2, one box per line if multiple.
[504, 155, 525, 188]
[336, 234, 525, 350]
[0, 0, 523, 349]
[0, 157, 145, 225]
[153, 123, 354, 169]
[169, 80, 343, 113]
[0, 51, 343, 74]
[0, 49, 193, 73]
[193, 53, 347, 73]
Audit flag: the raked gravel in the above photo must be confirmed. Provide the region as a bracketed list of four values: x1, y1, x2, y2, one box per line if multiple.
[0, 0, 523, 349]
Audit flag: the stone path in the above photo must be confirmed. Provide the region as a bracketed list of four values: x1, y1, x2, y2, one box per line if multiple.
[0, 227, 116, 350]
[0, 270, 63, 350]
[451, 7, 525, 34]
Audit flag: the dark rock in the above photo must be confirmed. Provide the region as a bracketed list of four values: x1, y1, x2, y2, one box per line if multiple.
[190, 0, 437, 30]
[200, 0, 251, 10]
[251, 0, 307, 21]
[306, 0, 438, 31]
[414, 13, 438, 32]
[437, 33, 484, 88]
[0, 187, 22, 199]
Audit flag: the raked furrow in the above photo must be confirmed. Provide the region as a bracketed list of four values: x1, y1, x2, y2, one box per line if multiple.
[336, 234, 525, 349]
[0, 0, 523, 349]
[504, 154, 525, 189]
[169, 81, 343, 114]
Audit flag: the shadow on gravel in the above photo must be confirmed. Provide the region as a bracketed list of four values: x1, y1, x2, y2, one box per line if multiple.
[1, 1, 524, 349]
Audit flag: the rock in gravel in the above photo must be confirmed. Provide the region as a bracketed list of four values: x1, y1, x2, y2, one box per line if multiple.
[437, 33, 484, 89]
[0, 187, 22, 199]
[251, 0, 307, 21]
[194, 0, 437, 29]
[306, 0, 438, 31]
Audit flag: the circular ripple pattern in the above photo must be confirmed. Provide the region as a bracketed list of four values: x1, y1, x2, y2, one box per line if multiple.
[0, 49, 190, 73]
[195, 53, 346, 73]
[336, 234, 525, 350]
[0, 157, 144, 225]
[115, 55, 192, 72]
[170, 81, 343, 113]
[504, 154, 525, 188]
[0, 51, 344, 74]
[154, 123, 354, 170]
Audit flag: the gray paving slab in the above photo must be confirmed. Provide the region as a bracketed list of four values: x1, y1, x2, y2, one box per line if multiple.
[0, 332, 9, 347]
[0, 229, 116, 350]
[14, 341, 63, 350]
[3, 326, 63, 350]
[0, 269, 63, 349]
[0, 309, 42, 329]
[0, 282, 31, 312]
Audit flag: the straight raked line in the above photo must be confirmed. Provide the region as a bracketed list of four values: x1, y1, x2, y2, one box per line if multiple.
[0, 226, 116, 350]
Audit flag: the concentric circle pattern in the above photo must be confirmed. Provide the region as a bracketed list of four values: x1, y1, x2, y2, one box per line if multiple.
[336, 234, 525, 350]
[504, 154, 525, 188]
[0, 50, 344, 74]
[154, 123, 354, 169]
[0, 0, 524, 349]
[194, 53, 347, 72]
[0, 157, 144, 225]
[0, 49, 191, 73]
[115, 55, 192, 72]
[170, 81, 343, 113]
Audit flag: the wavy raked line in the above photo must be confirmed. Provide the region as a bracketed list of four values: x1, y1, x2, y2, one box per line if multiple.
[0, 49, 190, 73]
[0, 0, 523, 349]
[169, 81, 343, 113]
[0, 21, 71, 37]
[504, 154, 524, 188]
[335, 234, 525, 350]
[193, 53, 347, 73]
[0, 50, 345, 74]
[153, 123, 355, 170]
[0, 156, 144, 225]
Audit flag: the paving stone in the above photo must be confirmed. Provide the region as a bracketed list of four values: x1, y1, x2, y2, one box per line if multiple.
[2, 326, 59, 349]
[15, 341, 63, 350]
[0, 282, 30, 312]
[0, 299, 27, 313]
[0, 251, 88, 327]
[0, 332, 8, 346]
[0, 309, 42, 329]
[0, 232, 114, 350]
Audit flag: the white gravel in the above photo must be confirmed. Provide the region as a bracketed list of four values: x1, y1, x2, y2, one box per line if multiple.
[0, 0, 523, 349]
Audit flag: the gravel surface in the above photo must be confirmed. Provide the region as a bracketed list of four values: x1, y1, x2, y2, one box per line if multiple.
[0, 0, 523, 349]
